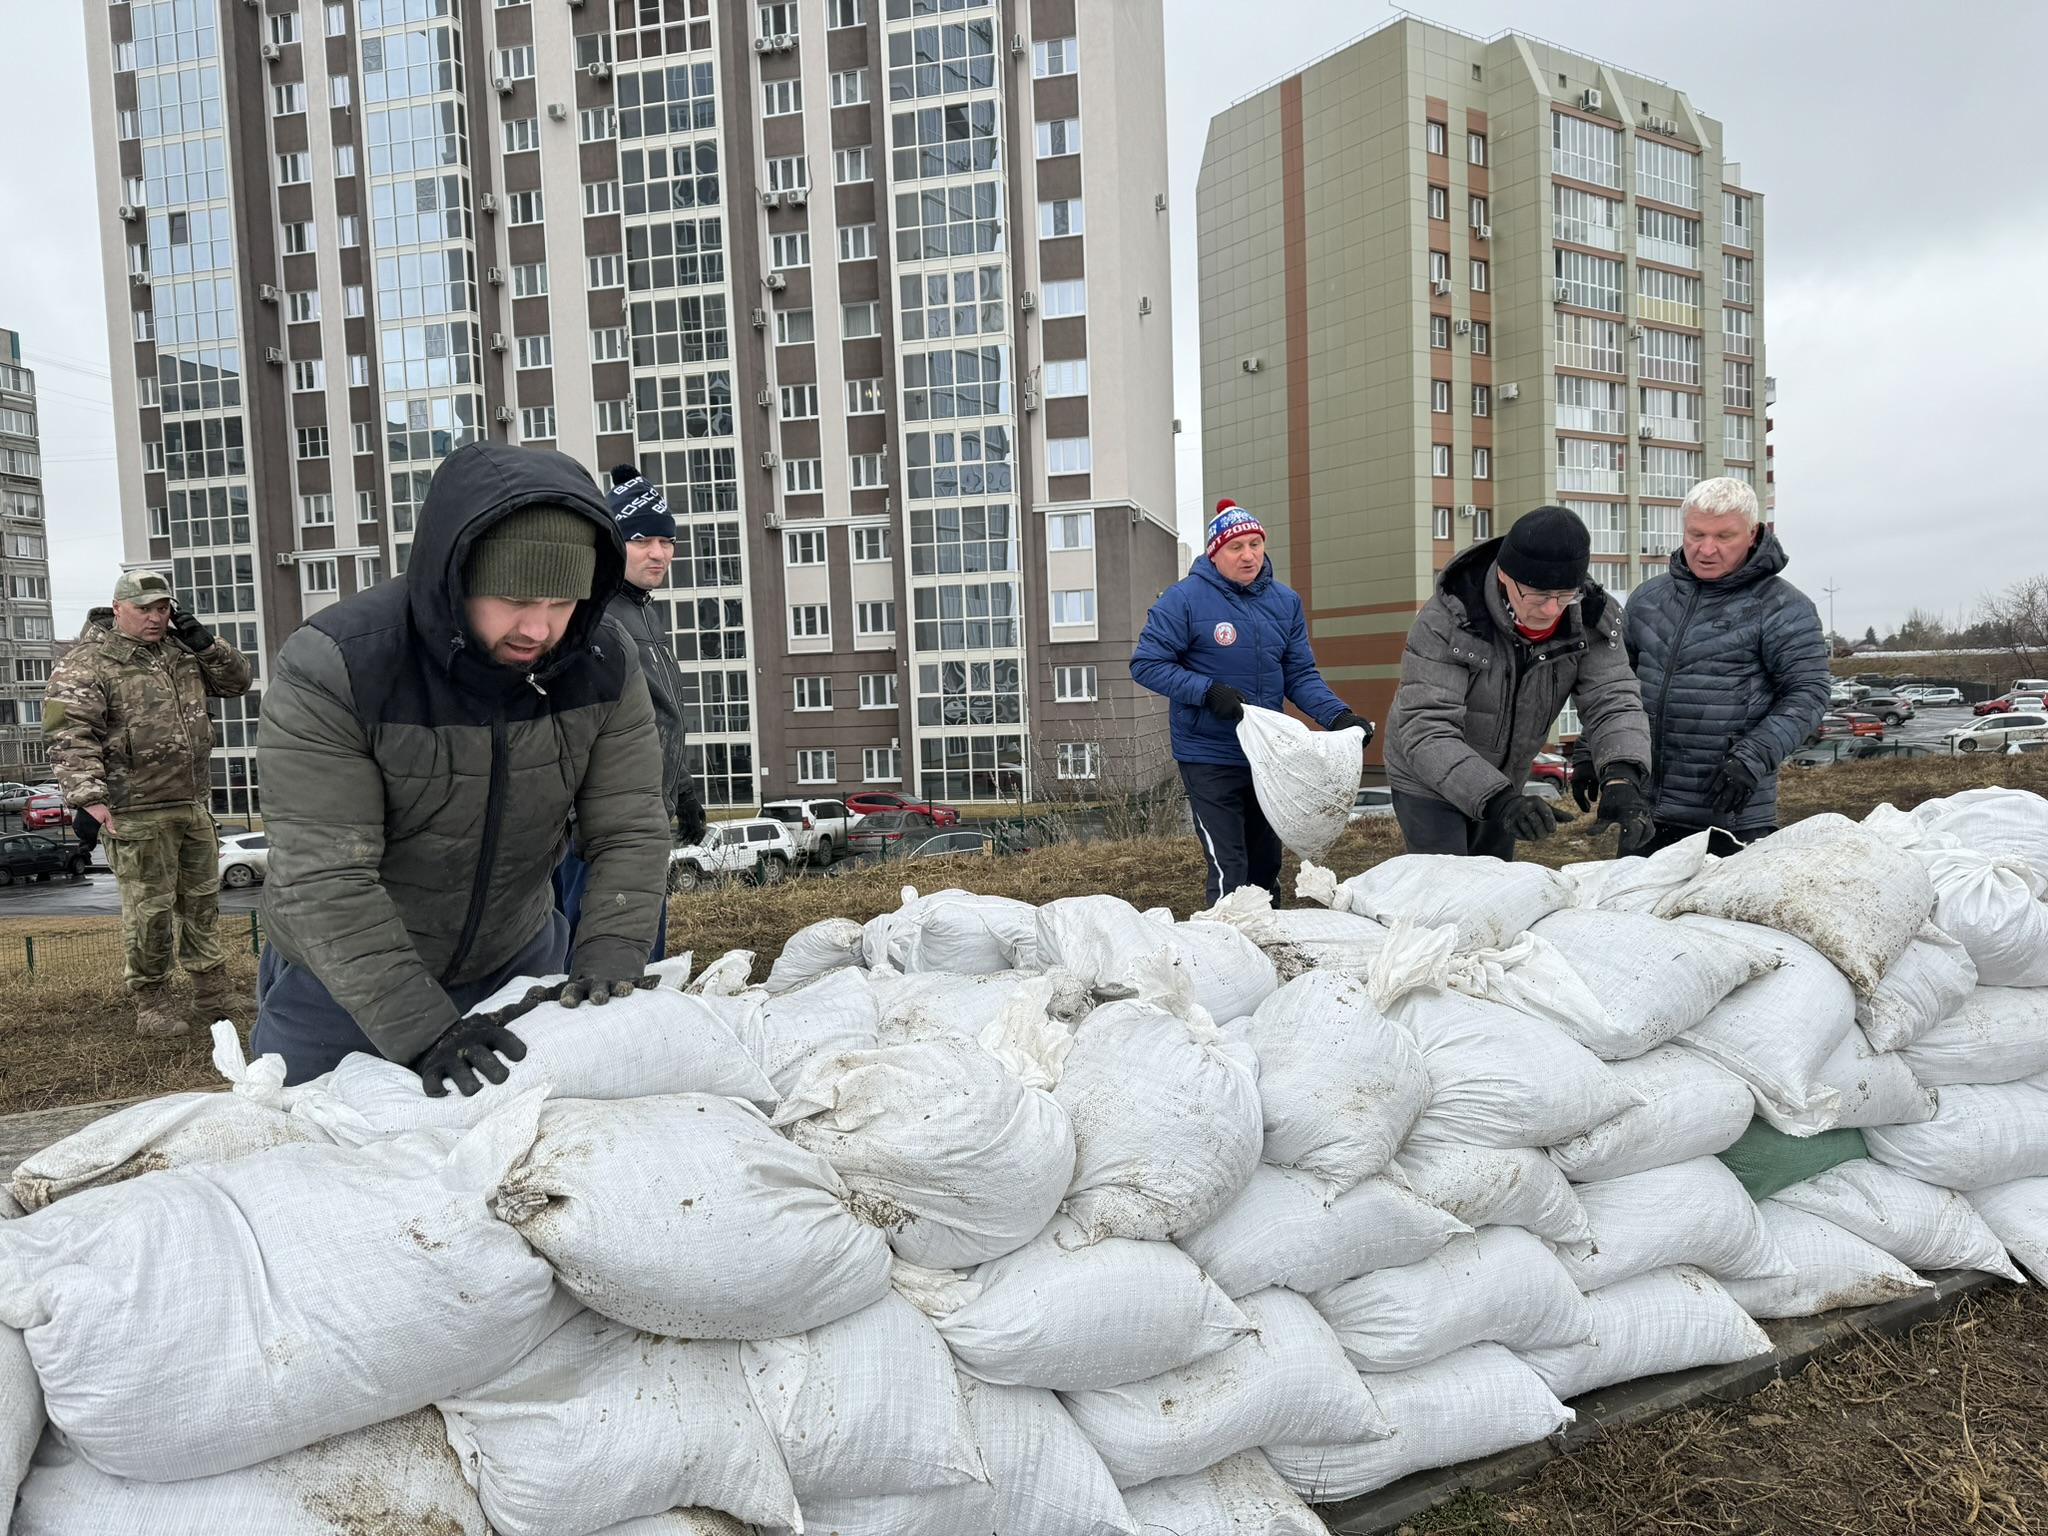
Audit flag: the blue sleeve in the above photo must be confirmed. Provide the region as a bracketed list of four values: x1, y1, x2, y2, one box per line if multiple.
[1130, 584, 1211, 708]
[1280, 591, 1349, 727]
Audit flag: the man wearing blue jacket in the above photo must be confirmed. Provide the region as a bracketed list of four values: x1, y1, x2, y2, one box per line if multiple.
[1132, 500, 1372, 906]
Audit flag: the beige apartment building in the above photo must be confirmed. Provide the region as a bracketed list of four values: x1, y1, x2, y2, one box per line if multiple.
[81, 0, 1178, 815]
[1198, 18, 1766, 745]
[0, 330, 56, 782]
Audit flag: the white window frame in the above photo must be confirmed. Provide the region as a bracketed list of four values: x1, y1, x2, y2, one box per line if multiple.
[859, 674, 898, 710]
[789, 603, 830, 639]
[863, 747, 901, 783]
[1033, 37, 1078, 77]
[1050, 589, 1095, 627]
[763, 79, 803, 117]
[841, 301, 880, 339]
[289, 359, 325, 392]
[783, 458, 824, 494]
[784, 529, 827, 565]
[856, 601, 895, 637]
[797, 749, 838, 785]
[588, 253, 625, 289]
[845, 377, 885, 414]
[1430, 379, 1451, 414]
[1474, 447, 1491, 480]
[502, 117, 539, 153]
[1039, 198, 1084, 238]
[1053, 664, 1098, 703]
[839, 223, 877, 262]
[1056, 742, 1099, 781]
[1041, 279, 1086, 318]
[297, 493, 335, 528]
[793, 676, 833, 711]
[830, 68, 869, 107]
[1044, 359, 1089, 398]
[834, 146, 871, 185]
[300, 557, 338, 596]
[496, 46, 535, 80]
[1047, 511, 1094, 551]
[1035, 118, 1081, 158]
[850, 453, 886, 489]
[851, 526, 890, 562]
[780, 382, 819, 420]
[1047, 437, 1092, 475]
[520, 405, 557, 441]
[516, 334, 553, 370]
[508, 190, 544, 225]
[1431, 443, 1452, 477]
[775, 309, 815, 346]
[772, 231, 811, 269]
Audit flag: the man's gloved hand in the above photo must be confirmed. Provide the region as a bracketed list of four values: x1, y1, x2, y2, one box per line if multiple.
[1595, 765, 1658, 857]
[675, 784, 709, 846]
[1490, 789, 1572, 843]
[1330, 710, 1376, 747]
[557, 968, 660, 1008]
[1570, 758, 1601, 813]
[410, 1013, 529, 1098]
[1707, 757, 1759, 818]
[168, 605, 215, 654]
[1204, 681, 1245, 723]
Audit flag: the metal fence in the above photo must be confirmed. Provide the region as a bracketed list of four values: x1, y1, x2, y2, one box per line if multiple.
[1, 912, 267, 982]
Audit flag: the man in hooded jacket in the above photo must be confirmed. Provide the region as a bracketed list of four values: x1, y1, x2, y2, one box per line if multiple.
[252, 442, 670, 1093]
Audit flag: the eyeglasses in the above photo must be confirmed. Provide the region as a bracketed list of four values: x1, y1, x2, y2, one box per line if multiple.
[1508, 578, 1582, 611]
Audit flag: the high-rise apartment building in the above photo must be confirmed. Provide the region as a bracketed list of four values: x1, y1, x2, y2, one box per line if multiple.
[82, 0, 1177, 817]
[1198, 19, 1765, 741]
[0, 329, 56, 782]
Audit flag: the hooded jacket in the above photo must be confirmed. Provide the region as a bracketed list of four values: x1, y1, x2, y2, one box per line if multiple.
[606, 583, 694, 825]
[1130, 555, 1351, 767]
[257, 442, 669, 1063]
[1384, 537, 1651, 817]
[1621, 529, 1831, 833]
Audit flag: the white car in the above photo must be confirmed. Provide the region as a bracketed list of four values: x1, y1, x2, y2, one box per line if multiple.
[759, 798, 858, 864]
[667, 818, 801, 891]
[1945, 712, 2048, 753]
[1348, 786, 1396, 822]
[218, 831, 270, 888]
[1909, 687, 1964, 707]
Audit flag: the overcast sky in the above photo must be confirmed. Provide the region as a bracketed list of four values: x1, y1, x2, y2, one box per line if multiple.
[4, 0, 2044, 640]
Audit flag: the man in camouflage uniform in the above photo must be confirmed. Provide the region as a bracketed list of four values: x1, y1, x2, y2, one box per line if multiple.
[44, 569, 253, 1035]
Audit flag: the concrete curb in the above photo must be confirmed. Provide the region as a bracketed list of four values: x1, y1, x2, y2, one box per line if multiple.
[1316, 1268, 2005, 1533]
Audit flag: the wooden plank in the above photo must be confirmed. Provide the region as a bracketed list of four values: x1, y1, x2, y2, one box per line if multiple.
[0, 1098, 148, 1175]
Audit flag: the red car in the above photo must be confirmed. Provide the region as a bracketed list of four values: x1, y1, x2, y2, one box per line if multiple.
[1974, 696, 2015, 716]
[844, 790, 960, 827]
[1812, 712, 1885, 744]
[20, 793, 69, 831]
[1529, 753, 1569, 788]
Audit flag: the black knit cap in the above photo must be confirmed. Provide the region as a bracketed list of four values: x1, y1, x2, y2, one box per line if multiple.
[1497, 506, 1591, 592]
[606, 463, 677, 541]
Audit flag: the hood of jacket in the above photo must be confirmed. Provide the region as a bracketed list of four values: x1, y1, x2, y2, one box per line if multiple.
[82, 607, 114, 639]
[1434, 536, 1613, 644]
[1664, 525, 1791, 592]
[407, 441, 626, 695]
[1189, 552, 1275, 599]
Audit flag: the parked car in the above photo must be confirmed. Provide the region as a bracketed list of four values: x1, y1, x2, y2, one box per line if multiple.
[1945, 712, 2048, 753]
[0, 833, 89, 886]
[1348, 786, 1396, 823]
[908, 829, 997, 862]
[1974, 694, 2022, 716]
[2017, 695, 2048, 713]
[667, 818, 800, 891]
[847, 809, 937, 857]
[1856, 694, 1916, 727]
[843, 790, 960, 827]
[759, 799, 857, 865]
[1909, 687, 1965, 707]
[218, 831, 270, 889]
[0, 783, 36, 814]
[19, 794, 69, 831]
[2012, 679, 2048, 697]
[1529, 753, 1569, 788]
[1810, 713, 1884, 744]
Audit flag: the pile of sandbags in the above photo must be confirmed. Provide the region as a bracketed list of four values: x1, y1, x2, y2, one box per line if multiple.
[5, 800, 2045, 1535]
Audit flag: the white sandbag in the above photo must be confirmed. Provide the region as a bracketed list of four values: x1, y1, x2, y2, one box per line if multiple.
[1298, 853, 1572, 951]
[494, 1094, 890, 1339]
[1558, 1157, 1790, 1291]
[1266, 1344, 1571, 1504]
[744, 1291, 985, 1500]
[802, 1378, 1137, 1536]
[1549, 1045, 1757, 1183]
[1121, 1451, 1328, 1536]
[1920, 848, 2048, 988]
[1529, 909, 1776, 1059]
[1660, 814, 1934, 992]
[866, 886, 1041, 975]
[688, 948, 755, 995]
[1055, 1000, 1263, 1243]
[1035, 894, 1187, 1003]
[1519, 1267, 1774, 1400]
[1560, 831, 1716, 913]
[1312, 1227, 1594, 1372]
[0, 1185, 20, 1219]
[1865, 1076, 2048, 1190]
[1970, 1177, 2048, 1284]
[1812, 1029, 1937, 1129]
[1176, 918, 1281, 1023]
[1899, 987, 2048, 1087]
[1197, 885, 1391, 982]
[10, 1412, 488, 1536]
[930, 1215, 1250, 1390]
[765, 916, 866, 992]
[0, 1093, 558, 1481]
[1773, 1160, 2022, 1282]
[1912, 786, 2048, 875]
[3, 1321, 40, 1523]
[875, 967, 1092, 1045]
[1391, 989, 1640, 1148]
[1062, 1288, 1390, 1489]
[1430, 930, 1612, 1053]
[775, 1029, 1075, 1269]
[311, 986, 776, 1140]
[1181, 1165, 1470, 1298]
[1235, 704, 1363, 863]
[11, 1024, 323, 1210]
[591, 1515, 755, 1536]
[1394, 1134, 1592, 1246]
[745, 966, 880, 1097]
[1670, 917, 1858, 1135]
[1224, 972, 1429, 1193]
[1723, 1203, 1932, 1319]
[1857, 926, 1979, 1052]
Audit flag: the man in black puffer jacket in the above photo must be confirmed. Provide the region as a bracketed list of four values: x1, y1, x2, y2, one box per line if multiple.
[1574, 476, 1830, 855]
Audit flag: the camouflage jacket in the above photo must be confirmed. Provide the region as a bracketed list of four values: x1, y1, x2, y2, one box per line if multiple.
[43, 608, 252, 813]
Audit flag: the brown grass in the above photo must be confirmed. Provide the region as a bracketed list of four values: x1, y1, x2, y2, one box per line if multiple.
[2, 753, 2043, 1115]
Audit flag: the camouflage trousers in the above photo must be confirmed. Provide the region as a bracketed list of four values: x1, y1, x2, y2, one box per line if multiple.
[104, 802, 224, 990]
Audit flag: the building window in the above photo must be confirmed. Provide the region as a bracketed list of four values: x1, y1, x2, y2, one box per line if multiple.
[1724, 359, 1754, 410]
[338, 214, 361, 247]
[579, 106, 616, 143]
[496, 46, 535, 79]
[515, 335, 552, 370]
[356, 555, 382, 589]
[1430, 380, 1450, 414]
[330, 73, 351, 108]
[503, 118, 539, 153]
[356, 490, 377, 521]
[1553, 111, 1622, 188]
[1042, 279, 1086, 318]
[282, 222, 316, 254]
[852, 527, 890, 562]
[1637, 206, 1700, 268]
[298, 493, 334, 527]
[1048, 511, 1094, 550]
[1723, 306, 1754, 357]
[772, 232, 811, 269]
[766, 156, 808, 192]
[841, 301, 881, 339]
[834, 146, 871, 184]
[1433, 506, 1452, 540]
[594, 399, 632, 434]
[783, 458, 824, 494]
[1427, 120, 1447, 156]
[590, 326, 628, 362]
[1639, 326, 1703, 385]
[333, 144, 356, 177]
[351, 422, 373, 455]
[296, 426, 329, 460]
[512, 262, 548, 297]
[1470, 195, 1489, 230]
[273, 84, 306, 117]
[780, 383, 818, 420]
[1553, 184, 1622, 251]
[775, 309, 814, 346]
[1637, 265, 1703, 326]
[1054, 665, 1099, 703]
[1635, 137, 1700, 210]
[301, 558, 338, 596]
[839, 224, 877, 262]
[1723, 192, 1753, 251]
[1050, 589, 1095, 627]
[1039, 199, 1084, 238]
[588, 253, 625, 289]
[846, 378, 885, 415]
[1555, 311, 1623, 373]
[1557, 373, 1626, 435]
[863, 747, 900, 782]
[850, 453, 886, 489]
[344, 284, 365, 317]
[763, 79, 802, 117]
[1430, 315, 1450, 349]
[758, 1, 800, 37]
[790, 604, 830, 639]
[289, 359, 325, 393]
[1429, 250, 1451, 285]
[831, 68, 869, 107]
[1047, 437, 1092, 475]
[1473, 508, 1494, 538]
[1033, 37, 1078, 77]
[797, 749, 837, 784]
[520, 406, 557, 441]
[326, 3, 348, 35]
[827, 0, 862, 25]
[1724, 413, 1754, 462]
[508, 190, 544, 225]
[1474, 447, 1491, 480]
[1427, 184, 1448, 221]
[785, 529, 827, 566]
[1467, 131, 1487, 166]
[1470, 259, 1489, 292]
[1473, 384, 1491, 417]
[1431, 443, 1452, 477]
[1057, 742, 1098, 780]
[584, 181, 621, 216]
[1640, 386, 1704, 444]
[794, 676, 832, 711]
[287, 290, 320, 323]
[1724, 253, 1754, 306]
[856, 600, 895, 636]
[1562, 499, 1627, 556]
[1037, 118, 1082, 158]
[855, 672, 899, 712]
[1555, 249, 1623, 312]
[1640, 445, 1703, 500]
[1043, 359, 1089, 398]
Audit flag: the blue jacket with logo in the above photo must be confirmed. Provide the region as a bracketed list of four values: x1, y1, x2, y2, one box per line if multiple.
[1130, 555, 1350, 767]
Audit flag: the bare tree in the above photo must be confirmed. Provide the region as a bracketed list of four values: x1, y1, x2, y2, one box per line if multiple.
[1977, 575, 2048, 674]
[1027, 705, 1184, 844]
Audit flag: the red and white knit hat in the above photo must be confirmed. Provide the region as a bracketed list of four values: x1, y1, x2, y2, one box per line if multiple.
[1205, 498, 1267, 561]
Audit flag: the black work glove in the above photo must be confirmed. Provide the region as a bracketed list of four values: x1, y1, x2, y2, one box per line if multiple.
[410, 1013, 530, 1098]
[1595, 765, 1659, 858]
[169, 606, 215, 654]
[1329, 710, 1376, 747]
[1204, 682, 1245, 723]
[1489, 789, 1572, 843]
[72, 807, 102, 853]
[1706, 757, 1759, 818]
[1570, 758, 1600, 813]
[558, 968, 660, 1009]
[674, 783, 709, 846]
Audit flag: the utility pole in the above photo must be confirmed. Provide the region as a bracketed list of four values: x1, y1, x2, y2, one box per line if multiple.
[1822, 581, 1842, 650]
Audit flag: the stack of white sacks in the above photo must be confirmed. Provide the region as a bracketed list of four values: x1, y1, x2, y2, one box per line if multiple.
[3, 786, 2046, 1534]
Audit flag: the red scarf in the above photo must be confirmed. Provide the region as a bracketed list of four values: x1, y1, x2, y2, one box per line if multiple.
[1514, 616, 1560, 642]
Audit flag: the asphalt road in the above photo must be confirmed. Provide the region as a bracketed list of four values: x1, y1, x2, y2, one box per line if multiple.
[0, 858, 264, 918]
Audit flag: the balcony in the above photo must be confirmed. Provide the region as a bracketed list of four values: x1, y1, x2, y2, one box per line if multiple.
[1558, 464, 1625, 494]
[1640, 415, 1703, 444]
[1640, 471, 1693, 499]
[1637, 296, 1700, 328]
[1638, 237, 1698, 269]
[1559, 405, 1626, 436]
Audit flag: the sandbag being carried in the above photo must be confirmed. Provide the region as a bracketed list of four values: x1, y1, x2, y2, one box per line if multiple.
[1864, 1075, 2048, 1190]
[494, 1094, 891, 1339]
[1055, 1000, 1263, 1243]
[1970, 1177, 2048, 1284]
[1121, 1451, 1329, 1536]
[1394, 1134, 1592, 1246]
[1528, 908, 1776, 1060]
[1549, 1046, 1756, 1183]
[1519, 1267, 1774, 1400]
[1772, 1160, 2021, 1282]
[1298, 854, 1572, 951]
[10, 1412, 489, 1536]
[1235, 705, 1364, 864]
[764, 916, 866, 992]
[1266, 1344, 1571, 1504]
[0, 1093, 559, 1482]
[1857, 926, 1978, 1053]
[1062, 1288, 1390, 1489]
[1224, 971, 1429, 1193]
[1899, 986, 2048, 1087]
[1723, 1204, 1931, 1319]
[1557, 1158, 1790, 1292]
[1182, 1165, 1470, 1299]
[439, 1309, 800, 1536]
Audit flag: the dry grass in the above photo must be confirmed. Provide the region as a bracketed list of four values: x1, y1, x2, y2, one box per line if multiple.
[2, 752, 2042, 1115]
[1402, 1284, 2048, 1535]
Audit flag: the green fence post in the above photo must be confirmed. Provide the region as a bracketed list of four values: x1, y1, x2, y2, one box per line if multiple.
[23, 936, 34, 974]
[249, 911, 261, 957]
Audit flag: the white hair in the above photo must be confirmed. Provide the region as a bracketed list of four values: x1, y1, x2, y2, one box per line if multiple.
[1680, 476, 1760, 528]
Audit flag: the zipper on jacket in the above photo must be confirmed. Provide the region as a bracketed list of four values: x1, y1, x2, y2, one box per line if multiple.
[443, 710, 510, 984]
[1650, 583, 1705, 791]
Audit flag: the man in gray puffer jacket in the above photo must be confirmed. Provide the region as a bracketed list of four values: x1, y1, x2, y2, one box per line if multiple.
[1574, 477, 1829, 855]
[254, 442, 670, 1092]
[1385, 508, 1655, 859]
